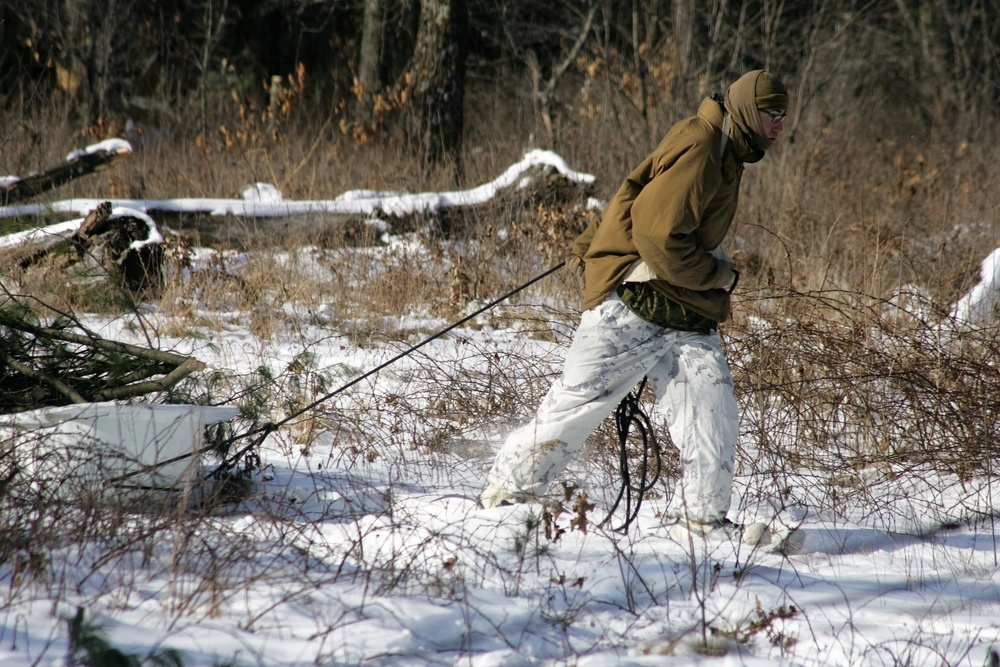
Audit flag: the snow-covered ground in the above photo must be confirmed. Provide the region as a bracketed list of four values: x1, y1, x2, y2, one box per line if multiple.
[1, 149, 999, 667]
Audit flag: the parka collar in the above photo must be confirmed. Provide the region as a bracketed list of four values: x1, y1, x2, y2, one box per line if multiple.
[699, 96, 758, 164]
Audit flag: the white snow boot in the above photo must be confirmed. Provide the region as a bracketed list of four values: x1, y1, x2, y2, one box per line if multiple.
[668, 518, 773, 547]
[478, 483, 529, 509]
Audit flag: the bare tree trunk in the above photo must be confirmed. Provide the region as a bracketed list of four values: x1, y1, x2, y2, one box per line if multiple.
[631, 0, 649, 123]
[759, 0, 788, 69]
[358, 0, 383, 95]
[703, 0, 728, 88]
[671, 0, 696, 97]
[727, 1, 749, 74]
[408, 0, 469, 177]
[197, 0, 229, 136]
[893, 0, 986, 125]
[93, 0, 117, 119]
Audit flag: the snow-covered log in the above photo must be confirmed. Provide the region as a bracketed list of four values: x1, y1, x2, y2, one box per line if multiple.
[0, 139, 132, 205]
[0, 200, 164, 296]
[0, 148, 596, 221]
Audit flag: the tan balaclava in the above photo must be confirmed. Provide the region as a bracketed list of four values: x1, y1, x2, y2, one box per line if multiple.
[724, 70, 788, 163]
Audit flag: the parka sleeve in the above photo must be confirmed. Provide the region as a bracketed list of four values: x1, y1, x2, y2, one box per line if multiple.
[570, 215, 599, 261]
[629, 141, 727, 291]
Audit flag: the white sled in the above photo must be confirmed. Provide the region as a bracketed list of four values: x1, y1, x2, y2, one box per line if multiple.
[0, 401, 239, 500]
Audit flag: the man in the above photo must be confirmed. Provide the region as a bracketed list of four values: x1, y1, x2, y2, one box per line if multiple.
[479, 70, 788, 545]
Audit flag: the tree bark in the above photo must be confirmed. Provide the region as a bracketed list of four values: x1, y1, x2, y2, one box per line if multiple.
[358, 0, 383, 95]
[671, 0, 696, 94]
[407, 0, 469, 176]
[531, 4, 597, 149]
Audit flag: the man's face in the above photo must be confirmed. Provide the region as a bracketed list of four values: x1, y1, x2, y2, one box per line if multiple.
[758, 109, 786, 144]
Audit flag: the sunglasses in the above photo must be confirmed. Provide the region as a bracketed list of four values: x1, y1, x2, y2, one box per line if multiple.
[761, 109, 787, 124]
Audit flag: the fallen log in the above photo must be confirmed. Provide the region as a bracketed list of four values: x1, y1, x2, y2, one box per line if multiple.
[0, 201, 164, 300]
[0, 148, 597, 249]
[0, 139, 133, 205]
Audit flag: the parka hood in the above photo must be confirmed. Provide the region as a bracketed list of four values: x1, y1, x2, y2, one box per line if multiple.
[724, 70, 787, 164]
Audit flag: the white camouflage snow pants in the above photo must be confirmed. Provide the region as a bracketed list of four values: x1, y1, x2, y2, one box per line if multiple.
[485, 293, 739, 523]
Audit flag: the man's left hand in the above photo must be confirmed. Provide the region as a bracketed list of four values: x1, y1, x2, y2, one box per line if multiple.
[713, 260, 737, 291]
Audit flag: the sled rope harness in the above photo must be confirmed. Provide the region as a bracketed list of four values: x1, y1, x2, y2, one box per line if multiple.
[108, 261, 567, 486]
[110, 258, 664, 533]
[600, 376, 662, 533]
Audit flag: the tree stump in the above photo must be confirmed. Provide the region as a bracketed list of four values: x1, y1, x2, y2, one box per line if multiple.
[1, 202, 164, 309]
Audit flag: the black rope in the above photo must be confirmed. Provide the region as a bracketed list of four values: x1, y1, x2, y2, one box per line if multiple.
[106, 262, 567, 486]
[600, 376, 662, 533]
[206, 422, 273, 481]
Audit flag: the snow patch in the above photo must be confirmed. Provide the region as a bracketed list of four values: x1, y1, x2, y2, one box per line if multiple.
[241, 183, 284, 203]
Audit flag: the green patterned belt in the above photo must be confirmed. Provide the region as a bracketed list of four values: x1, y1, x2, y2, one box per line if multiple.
[615, 282, 717, 334]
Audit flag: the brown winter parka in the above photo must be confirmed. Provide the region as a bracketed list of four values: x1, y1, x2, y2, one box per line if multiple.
[573, 95, 754, 323]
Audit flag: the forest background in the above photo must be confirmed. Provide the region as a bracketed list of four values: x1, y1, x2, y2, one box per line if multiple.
[3, 0, 999, 202]
[3, 2, 1000, 665]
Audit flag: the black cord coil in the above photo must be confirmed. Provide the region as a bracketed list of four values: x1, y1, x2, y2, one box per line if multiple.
[600, 376, 662, 533]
